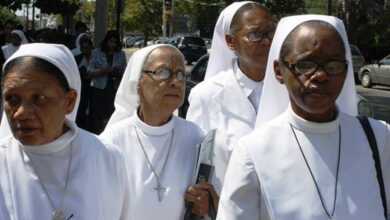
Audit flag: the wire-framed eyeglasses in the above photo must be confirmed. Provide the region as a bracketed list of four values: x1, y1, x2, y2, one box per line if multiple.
[245, 29, 275, 43]
[282, 60, 348, 76]
[143, 68, 188, 81]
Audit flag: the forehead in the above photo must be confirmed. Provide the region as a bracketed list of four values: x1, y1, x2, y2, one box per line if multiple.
[144, 47, 185, 69]
[3, 65, 62, 90]
[238, 7, 273, 30]
[286, 24, 345, 59]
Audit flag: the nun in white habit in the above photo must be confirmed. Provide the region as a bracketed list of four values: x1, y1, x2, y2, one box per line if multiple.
[100, 44, 206, 219]
[185, 1, 275, 195]
[0, 43, 130, 220]
[1, 30, 29, 60]
[217, 15, 390, 220]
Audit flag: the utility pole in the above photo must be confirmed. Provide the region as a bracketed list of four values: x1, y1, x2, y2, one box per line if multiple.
[163, 0, 173, 37]
[94, 0, 108, 46]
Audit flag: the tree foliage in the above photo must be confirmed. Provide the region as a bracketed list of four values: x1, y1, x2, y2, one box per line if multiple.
[122, 0, 162, 40]
[0, 0, 30, 10]
[35, 0, 80, 15]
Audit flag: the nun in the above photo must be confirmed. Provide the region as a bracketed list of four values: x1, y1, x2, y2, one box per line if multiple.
[218, 15, 390, 220]
[185, 1, 275, 195]
[0, 43, 130, 220]
[1, 30, 29, 60]
[100, 44, 207, 219]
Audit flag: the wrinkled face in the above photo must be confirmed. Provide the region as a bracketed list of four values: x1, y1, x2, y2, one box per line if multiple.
[138, 47, 186, 113]
[275, 23, 347, 121]
[2, 64, 77, 145]
[227, 7, 275, 71]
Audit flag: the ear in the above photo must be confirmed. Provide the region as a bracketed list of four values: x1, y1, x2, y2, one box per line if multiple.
[225, 34, 236, 51]
[64, 89, 78, 114]
[274, 60, 284, 84]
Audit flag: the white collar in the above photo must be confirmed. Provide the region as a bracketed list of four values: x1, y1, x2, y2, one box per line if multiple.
[286, 105, 340, 134]
[134, 111, 175, 136]
[21, 119, 79, 154]
[234, 60, 263, 97]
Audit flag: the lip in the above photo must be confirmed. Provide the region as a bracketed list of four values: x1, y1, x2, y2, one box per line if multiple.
[15, 127, 40, 136]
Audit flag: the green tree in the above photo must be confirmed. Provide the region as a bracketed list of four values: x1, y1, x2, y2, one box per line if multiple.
[265, 0, 306, 18]
[122, 0, 162, 43]
[0, 0, 30, 10]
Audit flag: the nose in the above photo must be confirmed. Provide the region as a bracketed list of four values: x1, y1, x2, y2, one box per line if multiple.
[13, 101, 35, 121]
[309, 67, 329, 83]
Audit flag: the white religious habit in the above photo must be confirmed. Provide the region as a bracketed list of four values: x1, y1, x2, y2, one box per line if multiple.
[1, 30, 28, 60]
[217, 15, 390, 220]
[0, 43, 130, 220]
[186, 1, 262, 194]
[100, 44, 204, 220]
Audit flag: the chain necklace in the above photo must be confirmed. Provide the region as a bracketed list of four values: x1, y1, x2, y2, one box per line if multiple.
[290, 123, 341, 219]
[135, 126, 174, 202]
[26, 144, 74, 220]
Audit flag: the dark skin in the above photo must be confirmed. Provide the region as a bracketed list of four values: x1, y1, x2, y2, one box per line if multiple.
[275, 23, 347, 122]
[225, 7, 274, 82]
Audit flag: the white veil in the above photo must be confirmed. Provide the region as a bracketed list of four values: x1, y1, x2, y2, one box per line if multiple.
[204, 1, 253, 80]
[0, 43, 81, 138]
[255, 15, 358, 127]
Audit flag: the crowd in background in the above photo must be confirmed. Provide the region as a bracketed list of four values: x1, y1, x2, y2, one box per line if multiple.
[0, 21, 127, 134]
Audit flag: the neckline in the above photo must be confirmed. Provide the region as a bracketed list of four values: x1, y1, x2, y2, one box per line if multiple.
[287, 105, 340, 134]
[21, 120, 78, 155]
[134, 112, 175, 136]
[234, 60, 263, 97]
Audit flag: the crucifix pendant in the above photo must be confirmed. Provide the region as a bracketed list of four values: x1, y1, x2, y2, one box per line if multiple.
[154, 182, 166, 202]
[52, 209, 66, 220]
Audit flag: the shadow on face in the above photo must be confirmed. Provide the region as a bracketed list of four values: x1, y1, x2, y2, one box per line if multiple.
[2, 57, 77, 145]
[138, 46, 186, 114]
[275, 21, 347, 122]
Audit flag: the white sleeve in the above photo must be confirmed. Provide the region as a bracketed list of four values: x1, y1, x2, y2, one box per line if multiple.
[186, 88, 210, 133]
[380, 122, 390, 220]
[217, 143, 262, 220]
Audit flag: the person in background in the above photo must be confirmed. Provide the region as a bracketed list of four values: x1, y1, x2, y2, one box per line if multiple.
[88, 30, 127, 133]
[74, 34, 94, 131]
[1, 29, 29, 60]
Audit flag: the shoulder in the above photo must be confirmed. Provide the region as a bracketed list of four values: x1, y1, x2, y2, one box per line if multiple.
[99, 118, 134, 145]
[189, 70, 232, 102]
[173, 116, 205, 142]
[77, 128, 124, 161]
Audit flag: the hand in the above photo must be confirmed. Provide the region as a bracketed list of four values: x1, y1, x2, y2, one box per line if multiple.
[185, 182, 219, 217]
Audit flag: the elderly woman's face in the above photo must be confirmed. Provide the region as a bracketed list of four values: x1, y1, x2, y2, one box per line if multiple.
[275, 23, 347, 121]
[138, 47, 186, 113]
[2, 64, 77, 145]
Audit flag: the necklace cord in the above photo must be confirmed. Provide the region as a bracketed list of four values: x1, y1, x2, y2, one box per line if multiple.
[290, 124, 341, 218]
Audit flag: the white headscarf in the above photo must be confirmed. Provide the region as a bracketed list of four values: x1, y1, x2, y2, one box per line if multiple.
[0, 43, 81, 138]
[204, 1, 253, 80]
[11, 30, 29, 44]
[104, 44, 178, 128]
[72, 33, 89, 56]
[255, 15, 358, 127]
[1, 30, 29, 60]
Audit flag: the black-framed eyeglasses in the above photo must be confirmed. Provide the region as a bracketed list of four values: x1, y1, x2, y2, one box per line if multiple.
[143, 68, 188, 81]
[245, 28, 275, 43]
[282, 60, 348, 76]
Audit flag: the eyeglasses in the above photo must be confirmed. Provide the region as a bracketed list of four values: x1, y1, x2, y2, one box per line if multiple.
[143, 68, 188, 81]
[245, 29, 275, 43]
[282, 60, 348, 76]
